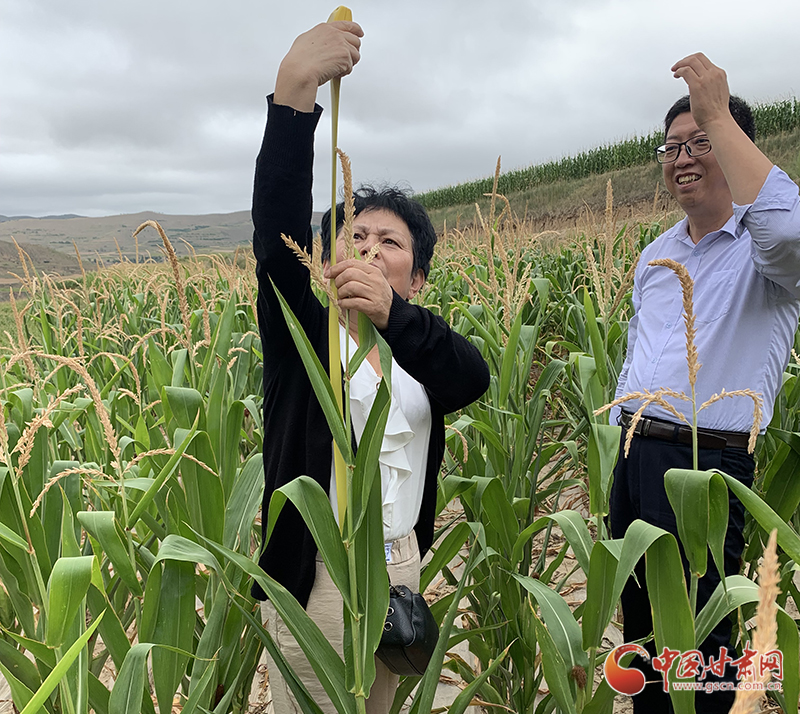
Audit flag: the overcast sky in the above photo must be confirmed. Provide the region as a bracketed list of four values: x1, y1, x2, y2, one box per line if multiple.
[2, 0, 798, 218]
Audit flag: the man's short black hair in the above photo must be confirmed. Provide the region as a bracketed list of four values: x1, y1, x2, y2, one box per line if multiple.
[664, 94, 756, 143]
[320, 185, 437, 279]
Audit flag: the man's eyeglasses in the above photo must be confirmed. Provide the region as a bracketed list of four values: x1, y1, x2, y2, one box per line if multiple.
[655, 136, 712, 164]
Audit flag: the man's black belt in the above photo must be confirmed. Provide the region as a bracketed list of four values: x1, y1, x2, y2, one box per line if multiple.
[619, 411, 750, 450]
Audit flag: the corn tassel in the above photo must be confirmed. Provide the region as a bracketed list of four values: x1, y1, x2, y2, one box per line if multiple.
[327, 5, 352, 530]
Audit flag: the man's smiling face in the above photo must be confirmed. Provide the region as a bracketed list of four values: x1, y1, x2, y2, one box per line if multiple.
[663, 112, 732, 215]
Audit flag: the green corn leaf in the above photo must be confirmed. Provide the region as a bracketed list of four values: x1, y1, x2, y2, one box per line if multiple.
[271, 279, 352, 463]
[586, 423, 620, 519]
[0, 519, 28, 552]
[86, 585, 131, 671]
[571, 353, 604, 418]
[223, 453, 264, 552]
[343, 466, 388, 695]
[171, 347, 189, 387]
[455, 415, 508, 457]
[206, 360, 227, 465]
[532, 611, 578, 714]
[45, 555, 94, 647]
[153, 534, 223, 573]
[88, 671, 110, 714]
[581, 541, 619, 652]
[199, 293, 237, 393]
[77, 511, 141, 596]
[139, 558, 161, 645]
[0, 662, 41, 714]
[19, 610, 105, 714]
[409, 532, 483, 714]
[777, 608, 800, 714]
[347, 311, 377, 376]
[498, 310, 524, 406]
[181, 657, 217, 714]
[176, 428, 223, 543]
[108, 643, 154, 714]
[199, 536, 356, 714]
[2, 633, 55, 673]
[235, 601, 327, 714]
[349, 379, 390, 534]
[126, 413, 199, 528]
[476, 476, 518, 557]
[511, 517, 549, 565]
[694, 575, 758, 644]
[514, 574, 587, 670]
[583, 289, 609, 387]
[611, 519, 676, 612]
[58, 486, 80, 558]
[419, 520, 471, 592]
[645, 533, 695, 714]
[134, 415, 150, 451]
[762, 429, 800, 518]
[187, 587, 226, 704]
[546, 510, 593, 577]
[220, 400, 246, 497]
[151, 560, 195, 714]
[162, 386, 206, 434]
[693, 571, 800, 710]
[582, 677, 620, 714]
[719, 471, 800, 562]
[147, 338, 173, 393]
[664, 468, 728, 583]
[0, 638, 41, 695]
[453, 302, 501, 355]
[265, 476, 352, 616]
[447, 643, 512, 714]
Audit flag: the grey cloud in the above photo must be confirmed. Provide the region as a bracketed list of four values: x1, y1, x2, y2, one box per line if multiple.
[2, 0, 799, 217]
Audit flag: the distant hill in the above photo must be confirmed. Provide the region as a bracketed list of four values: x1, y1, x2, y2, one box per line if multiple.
[0, 211, 254, 263]
[0, 210, 327, 263]
[0, 210, 328, 299]
[0, 214, 84, 222]
[0, 239, 80, 273]
[0, 238, 81, 300]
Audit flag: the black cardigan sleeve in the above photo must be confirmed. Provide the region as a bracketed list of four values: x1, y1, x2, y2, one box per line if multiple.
[252, 96, 326, 364]
[380, 291, 490, 413]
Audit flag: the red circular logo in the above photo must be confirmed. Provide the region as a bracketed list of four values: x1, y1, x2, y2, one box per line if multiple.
[604, 643, 650, 695]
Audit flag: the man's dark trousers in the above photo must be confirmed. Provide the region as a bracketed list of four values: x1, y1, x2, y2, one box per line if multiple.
[609, 426, 755, 714]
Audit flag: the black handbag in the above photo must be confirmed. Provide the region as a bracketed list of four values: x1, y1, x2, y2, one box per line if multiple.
[376, 584, 439, 676]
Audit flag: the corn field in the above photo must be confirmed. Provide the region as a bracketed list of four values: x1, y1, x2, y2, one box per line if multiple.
[416, 98, 800, 210]
[1, 193, 800, 714]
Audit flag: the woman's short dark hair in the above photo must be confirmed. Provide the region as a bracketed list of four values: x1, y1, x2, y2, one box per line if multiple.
[320, 185, 438, 279]
[664, 94, 756, 142]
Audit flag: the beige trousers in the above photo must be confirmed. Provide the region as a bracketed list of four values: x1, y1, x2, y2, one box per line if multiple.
[261, 532, 421, 714]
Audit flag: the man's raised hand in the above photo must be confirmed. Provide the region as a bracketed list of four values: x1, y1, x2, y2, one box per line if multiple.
[671, 52, 731, 134]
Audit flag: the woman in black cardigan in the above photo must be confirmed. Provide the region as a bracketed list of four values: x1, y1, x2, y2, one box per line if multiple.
[252, 20, 489, 713]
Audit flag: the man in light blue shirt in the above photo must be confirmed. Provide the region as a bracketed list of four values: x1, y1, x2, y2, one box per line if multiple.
[611, 53, 800, 713]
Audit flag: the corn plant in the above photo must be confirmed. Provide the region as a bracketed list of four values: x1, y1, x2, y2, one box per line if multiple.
[0, 233, 269, 714]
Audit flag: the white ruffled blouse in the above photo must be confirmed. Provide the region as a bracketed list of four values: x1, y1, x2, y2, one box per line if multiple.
[330, 325, 432, 542]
